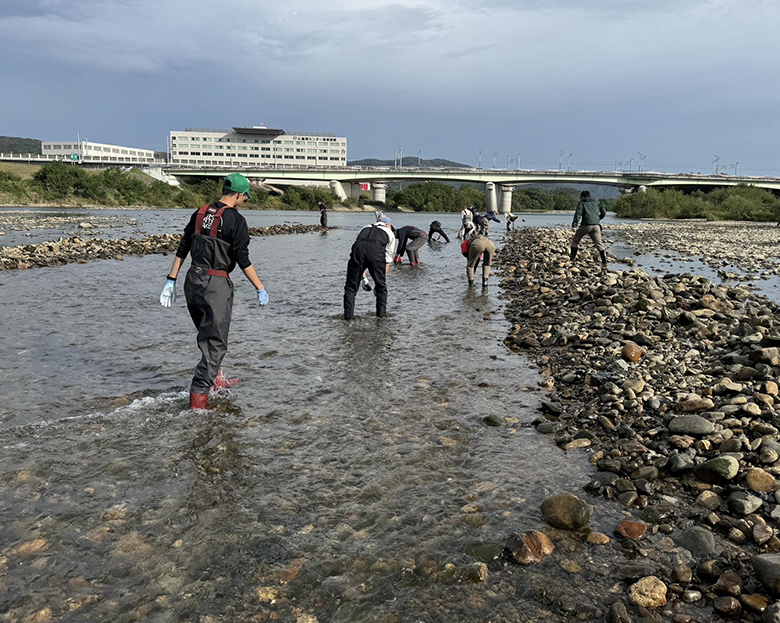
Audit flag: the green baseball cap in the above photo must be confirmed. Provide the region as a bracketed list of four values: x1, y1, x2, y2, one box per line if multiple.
[222, 173, 252, 198]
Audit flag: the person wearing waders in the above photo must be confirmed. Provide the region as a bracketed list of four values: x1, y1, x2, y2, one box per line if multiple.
[461, 232, 496, 288]
[318, 201, 328, 229]
[394, 225, 428, 265]
[458, 206, 475, 239]
[428, 220, 450, 243]
[344, 216, 396, 320]
[159, 173, 270, 410]
[570, 190, 608, 265]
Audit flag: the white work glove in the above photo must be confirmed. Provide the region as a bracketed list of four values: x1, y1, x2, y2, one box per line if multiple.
[159, 278, 176, 308]
[361, 276, 372, 292]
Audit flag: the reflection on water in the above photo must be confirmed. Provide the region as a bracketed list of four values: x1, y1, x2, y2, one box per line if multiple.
[0, 211, 627, 622]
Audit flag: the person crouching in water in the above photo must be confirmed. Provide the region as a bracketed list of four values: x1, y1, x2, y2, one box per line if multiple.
[394, 225, 428, 265]
[461, 232, 496, 288]
[344, 217, 396, 320]
[428, 220, 450, 242]
[570, 190, 607, 265]
[159, 173, 269, 410]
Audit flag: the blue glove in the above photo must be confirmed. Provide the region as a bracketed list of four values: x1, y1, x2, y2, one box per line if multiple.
[257, 287, 269, 306]
[159, 278, 176, 308]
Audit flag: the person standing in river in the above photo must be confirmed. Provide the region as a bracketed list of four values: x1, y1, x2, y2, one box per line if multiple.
[570, 190, 608, 265]
[318, 201, 328, 229]
[344, 216, 396, 320]
[159, 173, 270, 410]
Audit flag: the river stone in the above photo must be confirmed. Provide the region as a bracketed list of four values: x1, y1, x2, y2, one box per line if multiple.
[756, 525, 775, 546]
[713, 596, 742, 617]
[695, 490, 723, 510]
[748, 469, 778, 493]
[540, 493, 591, 530]
[694, 456, 740, 483]
[741, 593, 769, 613]
[672, 527, 721, 558]
[627, 575, 667, 608]
[615, 520, 647, 540]
[668, 453, 695, 473]
[729, 491, 763, 515]
[605, 602, 632, 623]
[536, 421, 562, 434]
[714, 570, 743, 597]
[622, 378, 646, 393]
[675, 397, 715, 413]
[668, 414, 715, 436]
[753, 555, 780, 594]
[504, 530, 554, 565]
[621, 342, 642, 363]
[764, 601, 780, 623]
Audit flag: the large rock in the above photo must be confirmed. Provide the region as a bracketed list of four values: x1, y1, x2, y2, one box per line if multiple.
[627, 576, 667, 608]
[751, 347, 780, 366]
[694, 456, 740, 483]
[672, 526, 721, 558]
[668, 414, 715, 436]
[753, 555, 780, 594]
[504, 530, 554, 565]
[675, 397, 715, 413]
[748, 469, 778, 493]
[621, 342, 643, 363]
[541, 493, 591, 531]
[729, 491, 764, 515]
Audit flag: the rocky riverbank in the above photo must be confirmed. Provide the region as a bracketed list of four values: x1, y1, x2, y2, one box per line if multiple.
[498, 227, 780, 622]
[608, 221, 780, 281]
[0, 224, 326, 270]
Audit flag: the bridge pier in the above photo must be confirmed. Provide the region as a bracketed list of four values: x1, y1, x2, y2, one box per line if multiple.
[499, 185, 514, 214]
[485, 182, 498, 213]
[372, 182, 388, 203]
[330, 180, 348, 201]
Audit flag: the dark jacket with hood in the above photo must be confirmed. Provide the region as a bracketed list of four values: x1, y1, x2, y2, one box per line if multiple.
[572, 197, 606, 228]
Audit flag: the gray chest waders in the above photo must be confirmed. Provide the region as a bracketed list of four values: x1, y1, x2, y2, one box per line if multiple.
[184, 204, 236, 398]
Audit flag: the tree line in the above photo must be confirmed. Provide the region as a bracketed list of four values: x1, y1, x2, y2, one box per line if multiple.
[609, 185, 780, 221]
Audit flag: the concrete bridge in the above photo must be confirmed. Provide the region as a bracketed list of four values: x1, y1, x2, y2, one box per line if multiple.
[164, 165, 780, 213]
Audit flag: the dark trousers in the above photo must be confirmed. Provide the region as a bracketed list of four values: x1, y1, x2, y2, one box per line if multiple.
[184, 272, 234, 393]
[344, 241, 387, 320]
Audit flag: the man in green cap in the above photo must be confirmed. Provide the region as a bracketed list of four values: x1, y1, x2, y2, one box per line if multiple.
[159, 173, 270, 410]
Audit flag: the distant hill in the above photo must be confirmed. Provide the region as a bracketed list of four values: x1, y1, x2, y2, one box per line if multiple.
[348, 157, 469, 168]
[0, 135, 42, 154]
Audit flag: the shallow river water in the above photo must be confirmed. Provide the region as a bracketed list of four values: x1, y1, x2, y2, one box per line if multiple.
[0, 210, 649, 622]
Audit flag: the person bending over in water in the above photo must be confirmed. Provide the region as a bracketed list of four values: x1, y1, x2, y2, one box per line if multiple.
[428, 220, 450, 242]
[394, 225, 428, 266]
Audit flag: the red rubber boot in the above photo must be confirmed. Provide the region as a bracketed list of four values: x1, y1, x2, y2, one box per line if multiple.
[212, 370, 241, 391]
[189, 393, 210, 410]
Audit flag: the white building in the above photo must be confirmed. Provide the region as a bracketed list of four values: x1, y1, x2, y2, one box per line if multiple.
[169, 126, 347, 168]
[41, 140, 156, 164]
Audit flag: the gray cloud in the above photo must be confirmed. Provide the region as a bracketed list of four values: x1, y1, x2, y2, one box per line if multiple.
[1, 0, 779, 172]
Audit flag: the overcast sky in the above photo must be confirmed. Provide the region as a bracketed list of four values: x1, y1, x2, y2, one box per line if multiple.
[1, 0, 778, 174]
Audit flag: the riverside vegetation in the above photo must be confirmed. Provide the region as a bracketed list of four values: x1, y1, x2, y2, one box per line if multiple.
[612, 186, 780, 222]
[1, 162, 584, 212]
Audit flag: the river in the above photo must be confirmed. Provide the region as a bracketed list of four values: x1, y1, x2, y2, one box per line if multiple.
[0, 209, 675, 622]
